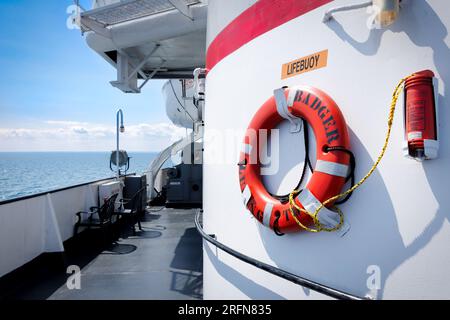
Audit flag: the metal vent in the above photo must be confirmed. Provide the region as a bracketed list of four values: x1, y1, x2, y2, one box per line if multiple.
[82, 0, 201, 26]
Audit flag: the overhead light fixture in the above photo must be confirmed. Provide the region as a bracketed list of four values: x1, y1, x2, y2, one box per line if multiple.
[322, 0, 401, 29]
[373, 0, 400, 28]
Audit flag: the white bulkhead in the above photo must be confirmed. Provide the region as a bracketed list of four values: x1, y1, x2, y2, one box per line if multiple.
[203, 0, 450, 299]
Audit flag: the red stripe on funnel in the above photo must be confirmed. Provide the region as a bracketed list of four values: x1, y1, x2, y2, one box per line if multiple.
[206, 0, 333, 71]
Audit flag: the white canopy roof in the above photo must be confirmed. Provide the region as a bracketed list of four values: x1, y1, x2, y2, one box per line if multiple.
[79, 0, 208, 92]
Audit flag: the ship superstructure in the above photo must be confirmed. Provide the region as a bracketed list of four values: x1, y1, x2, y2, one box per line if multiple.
[1, 0, 450, 300]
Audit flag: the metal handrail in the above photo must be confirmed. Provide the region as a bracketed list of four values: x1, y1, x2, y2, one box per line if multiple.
[194, 210, 365, 300]
[0, 173, 135, 206]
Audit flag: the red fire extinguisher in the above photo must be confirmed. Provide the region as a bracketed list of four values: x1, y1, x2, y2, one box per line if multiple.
[404, 70, 439, 161]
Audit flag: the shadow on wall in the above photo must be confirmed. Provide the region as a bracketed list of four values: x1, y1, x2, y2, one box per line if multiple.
[204, 244, 286, 300]
[259, 125, 450, 298]
[329, 0, 450, 296]
[256, 0, 450, 299]
[204, 1, 450, 299]
[327, 0, 450, 98]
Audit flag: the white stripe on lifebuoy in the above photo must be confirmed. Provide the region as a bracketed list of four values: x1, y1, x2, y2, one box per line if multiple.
[315, 160, 349, 178]
[263, 203, 273, 227]
[296, 188, 350, 236]
[242, 185, 252, 205]
[241, 143, 253, 155]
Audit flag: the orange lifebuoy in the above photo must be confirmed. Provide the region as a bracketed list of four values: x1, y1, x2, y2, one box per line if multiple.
[238, 86, 351, 233]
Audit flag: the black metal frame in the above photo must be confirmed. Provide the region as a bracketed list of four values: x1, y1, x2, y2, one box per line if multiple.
[74, 193, 119, 245]
[114, 186, 147, 235]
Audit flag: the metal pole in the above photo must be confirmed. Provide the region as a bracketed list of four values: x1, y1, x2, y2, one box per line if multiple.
[116, 109, 124, 180]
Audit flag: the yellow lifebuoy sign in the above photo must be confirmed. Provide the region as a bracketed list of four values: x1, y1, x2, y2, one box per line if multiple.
[281, 50, 328, 79]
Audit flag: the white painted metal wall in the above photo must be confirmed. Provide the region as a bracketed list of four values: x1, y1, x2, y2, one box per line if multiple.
[0, 179, 114, 278]
[203, 0, 450, 299]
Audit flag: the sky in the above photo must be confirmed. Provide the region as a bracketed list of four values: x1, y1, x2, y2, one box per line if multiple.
[0, 0, 186, 151]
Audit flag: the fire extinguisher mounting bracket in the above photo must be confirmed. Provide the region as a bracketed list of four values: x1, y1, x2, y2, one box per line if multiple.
[424, 139, 439, 159]
[433, 76, 440, 142]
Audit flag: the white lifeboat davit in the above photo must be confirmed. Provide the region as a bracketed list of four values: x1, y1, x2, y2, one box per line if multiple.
[79, 0, 208, 93]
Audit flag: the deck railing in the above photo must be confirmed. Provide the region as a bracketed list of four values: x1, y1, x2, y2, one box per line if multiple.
[0, 174, 132, 278]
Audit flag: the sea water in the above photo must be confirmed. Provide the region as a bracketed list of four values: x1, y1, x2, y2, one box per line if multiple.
[0, 152, 157, 201]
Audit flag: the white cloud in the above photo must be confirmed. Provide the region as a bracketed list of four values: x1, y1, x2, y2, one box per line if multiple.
[72, 127, 88, 134]
[0, 121, 187, 152]
[46, 120, 89, 126]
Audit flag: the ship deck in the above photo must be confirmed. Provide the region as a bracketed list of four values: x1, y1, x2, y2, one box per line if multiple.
[1, 208, 203, 300]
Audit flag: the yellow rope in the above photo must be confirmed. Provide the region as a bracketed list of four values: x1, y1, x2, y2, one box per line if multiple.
[288, 74, 413, 233]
